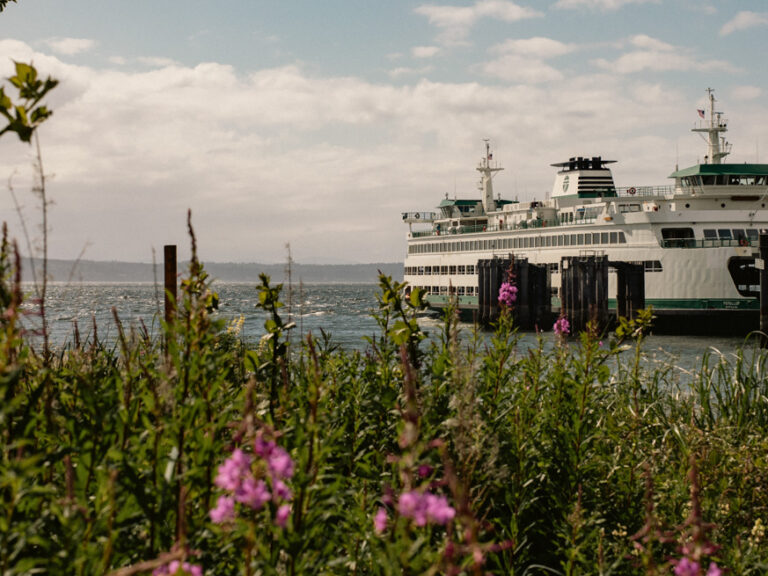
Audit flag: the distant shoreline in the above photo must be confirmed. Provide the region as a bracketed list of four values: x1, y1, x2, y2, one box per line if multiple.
[21, 258, 404, 284]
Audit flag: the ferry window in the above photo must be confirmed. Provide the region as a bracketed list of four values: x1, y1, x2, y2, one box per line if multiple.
[558, 235, 564, 246]
[577, 234, 584, 245]
[747, 229, 759, 240]
[457, 286, 465, 296]
[583, 234, 591, 246]
[756, 176, 767, 185]
[570, 234, 577, 245]
[417, 267, 423, 275]
[703, 229, 717, 240]
[440, 286, 448, 295]
[467, 265, 475, 274]
[619, 232, 627, 243]
[545, 236, 552, 247]
[732, 229, 746, 243]
[449, 265, 456, 275]
[717, 229, 732, 240]
[458, 265, 465, 275]
[601, 232, 609, 244]
[702, 176, 716, 186]
[644, 260, 663, 272]
[610, 232, 618, 243]
[440, 266, 448, 274]
[535, 237, 541, 248]
[728, 176, 740, 186]
[563, 235, 570, 246]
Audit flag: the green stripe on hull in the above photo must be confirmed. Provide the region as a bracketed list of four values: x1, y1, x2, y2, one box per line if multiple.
[425, 296, 758, 311]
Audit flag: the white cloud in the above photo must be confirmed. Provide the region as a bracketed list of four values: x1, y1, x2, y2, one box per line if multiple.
[43, 37, 96, 56]
[720, 11, 768, 36]
[730, 85, 762, 101]
[389, 65, 434, 78]
[593, 34, 732, 74]
[137, 56, 181, 68]
[491, 37, 574, 59]
[0, 39, 762, 265]
[482, 37, 573, 83]
[412, 46, 440, 59]
[481, 53, 563, 83]
[554, 0, 659, 10]
[415, 1, 543, 45]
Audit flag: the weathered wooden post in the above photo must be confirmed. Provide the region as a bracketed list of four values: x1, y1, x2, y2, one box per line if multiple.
[164, 244, 177, 326]
[759, 233, 768, 346]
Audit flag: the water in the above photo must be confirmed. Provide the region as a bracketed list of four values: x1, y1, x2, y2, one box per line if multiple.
[22, 282, 752, 372]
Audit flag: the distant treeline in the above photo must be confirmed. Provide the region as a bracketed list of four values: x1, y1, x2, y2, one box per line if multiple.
[22, 258, 404, 284]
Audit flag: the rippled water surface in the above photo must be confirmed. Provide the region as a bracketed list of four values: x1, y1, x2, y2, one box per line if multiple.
[23, 282, 753, 374]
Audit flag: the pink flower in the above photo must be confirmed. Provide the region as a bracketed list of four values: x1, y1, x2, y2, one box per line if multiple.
[209, 495, 235, 523]
[398, 490, 455, 527]
[674, 557, 700, 576]
[153, 561, 202, 576]
[214, 449, 251, 491]
[254, 435, 276, 458]
[424, 493, 456, 525]
[275, 504, 291, 528]
[498, 282, 518, 307]
[235, 477, 271, 510]
[268, 447, 294, 479]
[272, 478, 292, 502]
[374, 507, 388, 534]
[553, 315, 570, 336]
[707, 563, 723, 576]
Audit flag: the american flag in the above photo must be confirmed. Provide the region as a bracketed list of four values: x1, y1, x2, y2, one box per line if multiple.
[697, 109, 705, 119]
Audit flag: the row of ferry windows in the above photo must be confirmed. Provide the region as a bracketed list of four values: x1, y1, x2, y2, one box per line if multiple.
[415, 286, 477, 296]
[408, 231, 627, 254]
[406, 259, 662, 277]
[681, 175, 768, 187]
[404, 265, 476, 275]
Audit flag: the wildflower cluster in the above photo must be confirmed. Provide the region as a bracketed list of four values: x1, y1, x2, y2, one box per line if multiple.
[153, 560, 203, 576]
[553, 315, 570, 336]
[397, 489, 456, 527]
[209, 432, 294, 527]
[498, 281, 517, 308]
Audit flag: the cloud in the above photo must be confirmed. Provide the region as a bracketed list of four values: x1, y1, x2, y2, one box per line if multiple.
[43, 37, 96, 56]
[592, 34, 732, 74]
[490, 37, 574, 59]
[1, 39, 760, 265]
[415, 1, 543, 45]
[720, 11, 768, 36]
[412, 45, 440, 59]
[137, 56, 181, 68]
[730, 85, 762, 101]
[389, 65, 434, 78]
[554, 0, 659, 9]
[482, 37, 574, 83]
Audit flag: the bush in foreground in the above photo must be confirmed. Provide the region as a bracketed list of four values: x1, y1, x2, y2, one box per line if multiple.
[2, 237, 768, 574]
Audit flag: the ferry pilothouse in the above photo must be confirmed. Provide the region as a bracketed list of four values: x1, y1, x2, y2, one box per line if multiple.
[401, 90, 768, 333]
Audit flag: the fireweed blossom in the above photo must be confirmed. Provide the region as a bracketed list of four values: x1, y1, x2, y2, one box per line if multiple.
[673, 558, 723, 576]
[553, 315, 570, 336]
[152, 561, 203, 576]
[210, 433, 295, 527]
[397, 490, 456, 527]
[498, 282, 517, 308]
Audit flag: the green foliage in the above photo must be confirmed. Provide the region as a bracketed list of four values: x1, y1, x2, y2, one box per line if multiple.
[0, 253, 767, 575]
[0, 61, 58, 143]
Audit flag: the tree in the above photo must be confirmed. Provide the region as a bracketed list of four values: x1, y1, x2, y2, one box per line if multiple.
[0, 0, 18, 13]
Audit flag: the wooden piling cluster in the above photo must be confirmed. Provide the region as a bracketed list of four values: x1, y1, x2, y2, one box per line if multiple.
[477, 256, 551, 328]
[560, 255, 609, 334]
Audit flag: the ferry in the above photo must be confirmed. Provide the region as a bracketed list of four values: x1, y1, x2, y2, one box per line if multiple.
[401, 89, 768, 333]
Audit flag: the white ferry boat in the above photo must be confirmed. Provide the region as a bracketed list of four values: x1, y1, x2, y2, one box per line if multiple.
[402, 90, 768, 333]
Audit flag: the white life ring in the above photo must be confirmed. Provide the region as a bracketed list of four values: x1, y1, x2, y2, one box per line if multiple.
[628, 187, 636, 195]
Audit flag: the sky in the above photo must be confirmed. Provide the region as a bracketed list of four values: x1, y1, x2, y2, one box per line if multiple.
[0, 0, 767, 265]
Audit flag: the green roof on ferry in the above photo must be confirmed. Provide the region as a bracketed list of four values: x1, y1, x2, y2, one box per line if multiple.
[437, 199, 517, 207]
[670, 163, 768, 178]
